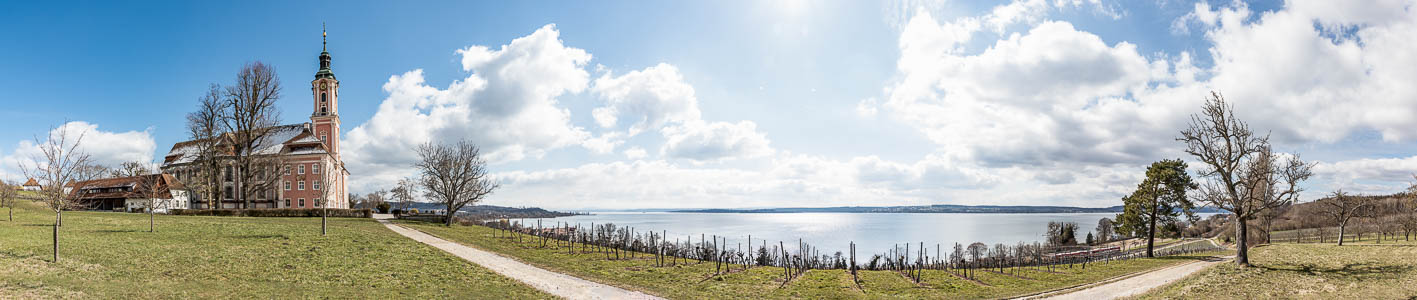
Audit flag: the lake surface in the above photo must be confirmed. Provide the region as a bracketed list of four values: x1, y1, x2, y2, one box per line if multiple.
[512, 212, 1189, 256]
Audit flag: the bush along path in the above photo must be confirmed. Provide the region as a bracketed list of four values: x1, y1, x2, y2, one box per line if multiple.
[375, 216, 662, 300]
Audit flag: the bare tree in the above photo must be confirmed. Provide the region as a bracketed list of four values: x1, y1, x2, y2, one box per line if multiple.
[186, 84, 227, 209]
[305, 164, 337, 236]
[135, 174, 173, 233]
[1178, 92, 1313, 267]
[0, 180, 16, 221]
[1319, 190, 1373, 246]
[414, 140, 500, 226]
[1095, 218, 1115, 244]
[392, 177, 417, 212]
[19, 123, 93, 263]
[364, 189, 388, 212]
[111, 161, 151, 178]
[222, 62, 283, 209]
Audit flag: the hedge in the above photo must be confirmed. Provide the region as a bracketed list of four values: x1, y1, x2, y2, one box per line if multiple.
[168, 208, 373, 218]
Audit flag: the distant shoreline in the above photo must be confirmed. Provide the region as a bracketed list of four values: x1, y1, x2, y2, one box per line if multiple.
[664, 204, 1225, 214]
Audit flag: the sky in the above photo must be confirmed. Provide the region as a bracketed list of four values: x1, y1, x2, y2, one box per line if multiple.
[2, 0, 1416, 210]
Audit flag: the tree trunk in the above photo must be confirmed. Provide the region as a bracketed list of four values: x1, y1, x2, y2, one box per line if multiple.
[149, 209, 154, 232]
[1146, 207, 1157, 258]
[321, 208, 328, 236]
[53, 211, 60, 263]
[1235, 217, 1249, 267]
[1337, 223, 1346, 246]
[8, 206, 11, 221]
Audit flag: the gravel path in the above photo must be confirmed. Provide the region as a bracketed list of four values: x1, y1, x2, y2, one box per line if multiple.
[377, 217, 662, 300]
[1042, 256, 1231, 299]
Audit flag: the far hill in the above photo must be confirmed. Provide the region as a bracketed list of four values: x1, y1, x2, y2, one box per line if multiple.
[392, 202, 583, 219]
[673, 204, 1228, 214]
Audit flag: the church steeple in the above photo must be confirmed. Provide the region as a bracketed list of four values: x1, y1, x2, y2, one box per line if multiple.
[315, 23, 335, 80]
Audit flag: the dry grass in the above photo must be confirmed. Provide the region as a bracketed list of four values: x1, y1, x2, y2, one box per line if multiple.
[1142, 241, 1417, 299]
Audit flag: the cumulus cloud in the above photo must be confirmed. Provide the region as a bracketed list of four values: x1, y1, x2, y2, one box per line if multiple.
[590, 63, 702, 136]
[660, 120, 773, 163]
[865, 1, 1417, 205]
[0, 121, 155, 182]
[885, 13, 1178, 168]
[342, 24, 592, 189]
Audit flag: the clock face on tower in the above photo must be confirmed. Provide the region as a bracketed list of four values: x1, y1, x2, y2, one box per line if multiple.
[320, 82, 328, 90]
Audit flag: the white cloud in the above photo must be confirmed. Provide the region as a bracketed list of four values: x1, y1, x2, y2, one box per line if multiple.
[0, 121, 155, 182]
[885, 13, 1175, 168]
[590, 63, 702, 136]
[342, 24, 592, 190]
[660, 120, 773, 163]
[623, 147, 647, 160]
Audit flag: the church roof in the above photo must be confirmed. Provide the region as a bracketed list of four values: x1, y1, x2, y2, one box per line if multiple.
[162, 123, 324, 167]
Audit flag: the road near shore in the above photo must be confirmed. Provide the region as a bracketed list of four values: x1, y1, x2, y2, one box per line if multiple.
[376, 216, 662, 300]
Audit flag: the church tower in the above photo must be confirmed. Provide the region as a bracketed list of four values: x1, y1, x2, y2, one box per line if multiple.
[311, 25, 341, 156]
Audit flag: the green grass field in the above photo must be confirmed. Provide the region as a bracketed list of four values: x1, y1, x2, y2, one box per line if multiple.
[0, 199, 550, 299]
[398, 221, 1227, 299]
[1142, 240, 1417, 299]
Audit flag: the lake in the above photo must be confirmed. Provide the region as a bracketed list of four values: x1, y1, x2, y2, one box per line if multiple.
[512, 212, 1176, 256]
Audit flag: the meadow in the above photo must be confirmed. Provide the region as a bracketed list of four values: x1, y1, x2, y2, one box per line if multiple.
[1142, 240, 1417, 299]
[0, 199, 549, 299]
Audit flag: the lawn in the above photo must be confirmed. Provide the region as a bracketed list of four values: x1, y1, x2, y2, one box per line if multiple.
[0, 199, 550, 299]
[398, 220, 1228, 299]
[1141, 241, 1417, 299]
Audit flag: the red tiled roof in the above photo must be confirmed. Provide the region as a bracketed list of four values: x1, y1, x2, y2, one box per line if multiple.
[23, 178, 39, 187]
[68, 174, 185, 200]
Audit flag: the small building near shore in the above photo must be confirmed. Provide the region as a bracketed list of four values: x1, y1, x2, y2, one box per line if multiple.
[68, 174, 190, 213]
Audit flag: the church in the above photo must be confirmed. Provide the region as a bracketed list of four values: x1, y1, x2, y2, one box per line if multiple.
[161, 30, 349, 209]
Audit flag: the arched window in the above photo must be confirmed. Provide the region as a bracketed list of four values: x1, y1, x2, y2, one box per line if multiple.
[321, 92, 327, 103]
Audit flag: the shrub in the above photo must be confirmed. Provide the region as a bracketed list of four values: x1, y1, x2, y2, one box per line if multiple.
[376, 202, 391, 214]
[408, 208, 419, 214]
[391, 209, 403, 215]
[168, 208, 373, 218]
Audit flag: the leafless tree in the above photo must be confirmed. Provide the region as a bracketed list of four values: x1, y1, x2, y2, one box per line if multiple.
[392, 177, 418, 212]
[221, 62, 283, 209]
[966, 242, 987, 278]
[1319, 190, 1373, 246]
[1095, 218, 1115, 244]
[305, 164, 337, 236]
[186, 84, 227, 209]
[363, 189, 388, 211]
[414, 140, 500, 226]
[0, 180, 17, 221]
[1178, 91, 1313, 267]
[19, 123, 93, 263]
[135, 173, 172, 233]
[111, 161, 152, 178]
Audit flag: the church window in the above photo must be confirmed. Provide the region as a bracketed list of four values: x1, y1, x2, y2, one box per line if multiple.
[321, 92, 327, 103]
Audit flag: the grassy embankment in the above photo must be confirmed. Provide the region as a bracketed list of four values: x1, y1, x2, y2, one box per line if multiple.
[398, 221, 1227, 299]
[0, 198, 550, 299]
[1142, 240, 1417, 299]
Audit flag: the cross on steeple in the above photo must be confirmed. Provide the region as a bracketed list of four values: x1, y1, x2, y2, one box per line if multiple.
[322, 22, 327, 51]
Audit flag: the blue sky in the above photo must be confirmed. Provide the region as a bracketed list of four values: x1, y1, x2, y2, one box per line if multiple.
[3, 0, 1415, 210]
